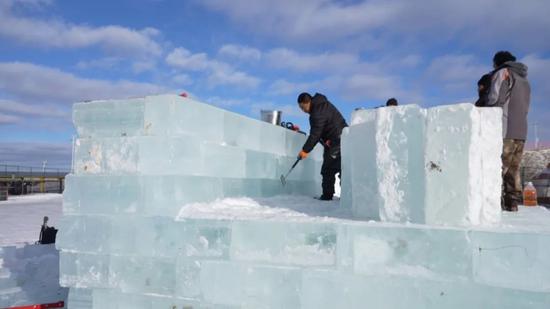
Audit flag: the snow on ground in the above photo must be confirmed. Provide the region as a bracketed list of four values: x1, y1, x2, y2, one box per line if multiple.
[176, 195, 355, 222]
[177, 195, 550, 234]
[0, 194, 63, 247]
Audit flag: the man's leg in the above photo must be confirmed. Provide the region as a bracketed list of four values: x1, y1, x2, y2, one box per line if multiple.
[321, 149, 341, 200]
[501, 139, 525, 211]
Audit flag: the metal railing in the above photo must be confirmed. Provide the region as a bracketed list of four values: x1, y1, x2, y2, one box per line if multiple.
[0, 164, 70, 196]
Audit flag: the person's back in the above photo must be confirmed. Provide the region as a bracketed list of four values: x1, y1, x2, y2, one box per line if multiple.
[487, 52, 531, 140]
[504, 61, 530, 140]
[306, 93, 347, 150]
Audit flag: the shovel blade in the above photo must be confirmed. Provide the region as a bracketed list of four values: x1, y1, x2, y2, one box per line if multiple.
[280, 174, 287, 186]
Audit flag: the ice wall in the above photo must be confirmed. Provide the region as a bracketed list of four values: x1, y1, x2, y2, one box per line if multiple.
[342, 103, 502, 226]
[57, 96, 550, 308]
[56, 214, 550, 308]
[59, 94, 323, 307]
[68, 94, 323, 217]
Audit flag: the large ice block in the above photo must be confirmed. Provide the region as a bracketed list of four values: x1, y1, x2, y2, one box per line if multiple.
[143, 95, 225, 142]
[59, 252, 110, 288]
[230, 220, 337, 266]
[343, 105, 425, 222]
[73, 98, 146, 138]
[425, 104, 502, 225]
[344, 103, 502, 226]
[109, 255, 176, 295]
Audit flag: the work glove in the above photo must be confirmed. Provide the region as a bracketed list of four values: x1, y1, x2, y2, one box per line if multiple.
[297, 150, 308, 160]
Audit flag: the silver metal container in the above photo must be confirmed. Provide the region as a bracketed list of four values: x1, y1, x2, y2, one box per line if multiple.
[260, 110, 282, 125]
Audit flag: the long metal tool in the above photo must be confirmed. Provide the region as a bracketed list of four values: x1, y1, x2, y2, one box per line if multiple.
[280, 158, 301, 186]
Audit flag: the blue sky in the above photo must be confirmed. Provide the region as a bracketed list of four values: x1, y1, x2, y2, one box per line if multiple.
[0, 0, 549, 169]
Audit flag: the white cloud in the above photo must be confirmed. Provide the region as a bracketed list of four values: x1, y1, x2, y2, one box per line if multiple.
[204, 96, 248, 107]
[207, 67, 260, 88]
[268, 78, 341, 96]
[131, 59, 157, 73]
[218, 44, 262, 61]
[266, 48, 360, 73]
[199, 0, 550, 50]
[76, 57, 122, 70]
[172, 74, 193, 86]
[200, 0, 401, 41]
[522, 54, 550, 99]
[341, 73, 403, 101]
[0, 142, 72, 168]
[0, 99, 68, 118]
[0, 113, 20, 124]
[425, 54, 490, 94]
[0, 62, 170, 103]
[0, 1, 162, 57]
[269, 79, 315, 95]
[165, 48, 211, 71]
[166, 47, 261, 89]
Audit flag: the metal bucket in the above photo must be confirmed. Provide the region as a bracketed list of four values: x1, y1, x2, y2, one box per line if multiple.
[260, 110, 282, 125]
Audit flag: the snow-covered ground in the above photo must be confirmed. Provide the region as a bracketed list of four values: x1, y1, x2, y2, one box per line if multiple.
[177, 195, 353, 222]
[177, 195, 550, 233]
[0, 194, 63, 247]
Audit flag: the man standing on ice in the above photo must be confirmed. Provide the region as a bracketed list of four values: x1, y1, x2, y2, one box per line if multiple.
[486, 51, 531, 212]
[297, 92, 348, 200]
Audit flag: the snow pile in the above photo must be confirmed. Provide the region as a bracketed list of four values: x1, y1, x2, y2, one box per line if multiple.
[176, 195, 351, 222]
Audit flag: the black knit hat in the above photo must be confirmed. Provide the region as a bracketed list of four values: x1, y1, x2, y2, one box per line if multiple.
[297, 92, 312, 103]
[493, 51, 516, 67]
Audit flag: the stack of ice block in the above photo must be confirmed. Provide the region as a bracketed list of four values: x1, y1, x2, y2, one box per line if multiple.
[58, 94, 324, 307]
[57, 97, 550, 308]
[342, 103, 503, 226]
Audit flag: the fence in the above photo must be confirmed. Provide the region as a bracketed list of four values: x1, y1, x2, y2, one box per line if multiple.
[0, 164, 70, 196]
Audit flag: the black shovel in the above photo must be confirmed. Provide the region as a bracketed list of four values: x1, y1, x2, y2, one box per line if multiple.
[280, 158, 301, 186]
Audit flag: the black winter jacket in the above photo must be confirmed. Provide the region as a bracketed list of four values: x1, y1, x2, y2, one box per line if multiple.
[302, 93, 348, 153]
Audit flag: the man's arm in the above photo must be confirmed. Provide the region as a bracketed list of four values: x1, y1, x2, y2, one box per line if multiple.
[302, 114, 326, 153]
[487, 69, 509, 107]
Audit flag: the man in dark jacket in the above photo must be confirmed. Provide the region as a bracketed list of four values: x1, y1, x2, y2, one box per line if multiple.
[486, 51, 531, 211]
[297, 92, 348, 200]
[475, 73, 492, 107]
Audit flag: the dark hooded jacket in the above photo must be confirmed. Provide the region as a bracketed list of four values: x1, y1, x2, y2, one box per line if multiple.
[302, 93, 348, 153]
[487, 61, 531, 140]
[475, 73, 492, 107]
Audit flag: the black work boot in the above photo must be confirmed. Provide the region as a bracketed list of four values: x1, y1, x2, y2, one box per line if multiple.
[318, 194, 333, 201]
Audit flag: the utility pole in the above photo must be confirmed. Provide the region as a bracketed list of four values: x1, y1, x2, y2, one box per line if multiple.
[534, 122, 540, 150]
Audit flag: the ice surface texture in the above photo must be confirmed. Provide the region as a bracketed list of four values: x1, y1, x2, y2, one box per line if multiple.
[56, 213, 550, 308]
[70, 95, 323, 217]
[342, 103, 503, 226]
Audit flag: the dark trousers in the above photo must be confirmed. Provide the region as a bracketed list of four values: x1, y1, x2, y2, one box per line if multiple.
[501, 139, 525, 210]
[321, 146, 341, 198]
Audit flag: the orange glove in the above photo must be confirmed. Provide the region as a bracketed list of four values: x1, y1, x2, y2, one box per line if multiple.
[298, 150, 308, 160]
